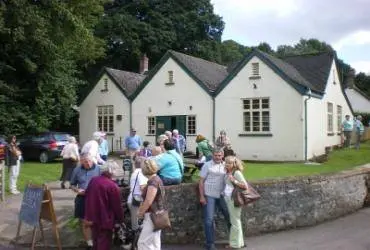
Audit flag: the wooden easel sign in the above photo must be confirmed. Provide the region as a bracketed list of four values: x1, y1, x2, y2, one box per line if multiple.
[14, 184, 62, 250]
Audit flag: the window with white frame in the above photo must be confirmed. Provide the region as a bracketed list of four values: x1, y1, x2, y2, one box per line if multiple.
[327, 102, 333, 132]
[337, 105, 342, 132]
[243, 98, 270, 132]
[147, 117, 156, 135]
[97, 105, 114, 133]
[187, 115, 196, 135]
[168, 71, 174, 84]
[251, 62, 260, 76]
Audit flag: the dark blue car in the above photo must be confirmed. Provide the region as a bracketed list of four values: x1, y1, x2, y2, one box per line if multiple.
[18, 132, 71, 163]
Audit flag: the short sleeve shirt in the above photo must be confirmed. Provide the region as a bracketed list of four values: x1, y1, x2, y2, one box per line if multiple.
[142, 175, 164, 212]
[70, 165, 101, 190]
[200, 161, 226, 198]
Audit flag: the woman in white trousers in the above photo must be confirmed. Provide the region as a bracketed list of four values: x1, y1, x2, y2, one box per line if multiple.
[5, 135, 22, 194]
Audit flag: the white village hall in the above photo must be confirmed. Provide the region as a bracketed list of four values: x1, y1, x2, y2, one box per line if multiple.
[79, 49, 353, 161]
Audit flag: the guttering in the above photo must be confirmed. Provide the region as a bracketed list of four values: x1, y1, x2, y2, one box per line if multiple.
[212, 96, 216, 142]
[129, 100, 133, 129]
[304, 88, 312, 162]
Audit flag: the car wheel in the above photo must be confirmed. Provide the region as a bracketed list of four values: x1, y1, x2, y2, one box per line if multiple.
[39, 151, 49, 163]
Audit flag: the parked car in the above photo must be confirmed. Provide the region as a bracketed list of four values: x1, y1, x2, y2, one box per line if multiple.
[18, 132, 71, 163]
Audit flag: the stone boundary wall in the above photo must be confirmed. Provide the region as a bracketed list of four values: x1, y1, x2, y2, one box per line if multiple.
[161, 166, 370, 243]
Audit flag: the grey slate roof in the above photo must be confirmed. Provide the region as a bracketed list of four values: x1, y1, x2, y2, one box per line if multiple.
[258, 50, 334, 94]
[169, 50, 229, 92]
[282, 52, 334, 94]
[105, 67, 145, 97]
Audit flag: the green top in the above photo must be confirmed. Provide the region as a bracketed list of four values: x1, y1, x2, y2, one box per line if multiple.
[197, 140, 212, 157]
[225, 170, 246, 186]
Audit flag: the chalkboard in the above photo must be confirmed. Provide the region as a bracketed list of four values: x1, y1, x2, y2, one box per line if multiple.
[19, 185, 44, 226]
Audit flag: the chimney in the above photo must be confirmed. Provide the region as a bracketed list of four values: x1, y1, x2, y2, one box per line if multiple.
[344, 68, 355, 89]
[139, 54, 149, 74]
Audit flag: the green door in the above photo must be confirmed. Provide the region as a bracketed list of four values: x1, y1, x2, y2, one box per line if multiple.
[155, 115, 187, 139]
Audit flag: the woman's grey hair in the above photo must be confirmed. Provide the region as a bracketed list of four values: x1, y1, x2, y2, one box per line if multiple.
[100, 160, 117, 175]
[68, 136, 77, 143]
[157, 134, 168, 144]
[172, 129, 179, 134]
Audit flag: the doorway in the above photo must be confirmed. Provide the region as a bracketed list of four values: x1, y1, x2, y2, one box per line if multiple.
[156, 115, 186, 139]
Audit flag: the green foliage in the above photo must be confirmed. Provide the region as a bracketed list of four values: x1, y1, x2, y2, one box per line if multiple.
[95, 0, 224, 71]
[0, 0, 106, 135]
[355, 73, 370, 97]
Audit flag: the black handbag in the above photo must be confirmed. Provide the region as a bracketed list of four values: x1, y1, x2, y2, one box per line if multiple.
[131, 173, 142, 207]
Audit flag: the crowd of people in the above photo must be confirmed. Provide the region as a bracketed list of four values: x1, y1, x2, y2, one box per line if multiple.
[342, 114, 366, 149]
[55, 127, 248, 250]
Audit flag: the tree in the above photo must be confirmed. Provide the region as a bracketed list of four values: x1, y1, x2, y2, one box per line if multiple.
[95, 0, 224, 71]
[0, 0, 106, 135]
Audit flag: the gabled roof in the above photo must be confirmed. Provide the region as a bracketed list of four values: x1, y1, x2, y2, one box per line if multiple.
[169, 51, 229, 92]
[130, 50, 228, 100]
[105, 67, 145, 97]
[282, 52, 334, 93]
[79, 67, 145, 106]
[215, 49, 335, 97]
[345, 85, 370, 113]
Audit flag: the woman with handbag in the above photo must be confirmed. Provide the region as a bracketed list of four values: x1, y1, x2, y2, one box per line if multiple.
[224, 156, 248, 249]
[5, 135, 22, 194]
[60, 136, 80, 189]
[137, 159, 168, 250]
[128, 155, 148, 230]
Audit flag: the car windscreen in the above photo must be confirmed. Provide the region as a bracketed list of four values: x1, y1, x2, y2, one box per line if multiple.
[53, 133, 70, 141]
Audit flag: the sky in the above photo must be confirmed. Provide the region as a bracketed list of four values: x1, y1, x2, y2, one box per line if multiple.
[211, 0, 370, 74]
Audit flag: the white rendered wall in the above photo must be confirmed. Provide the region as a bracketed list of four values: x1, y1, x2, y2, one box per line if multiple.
[132, 58, 213, 152]
[79, 73, 131, 151]
[306, 61, 353, 158]
[216, 56, 304, 161]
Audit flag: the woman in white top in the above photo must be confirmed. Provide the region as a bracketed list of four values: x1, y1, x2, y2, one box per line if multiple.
[60, 136, 80, 189]
[128, 155, 148, 230]
[224, 156, 248, 249]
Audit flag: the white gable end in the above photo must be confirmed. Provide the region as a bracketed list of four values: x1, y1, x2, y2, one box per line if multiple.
[132, 57, 213, 152]
[79, 73, 130, 151]
[216, 56, 304, 161]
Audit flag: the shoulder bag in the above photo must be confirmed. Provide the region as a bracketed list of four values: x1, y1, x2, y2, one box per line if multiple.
[150, 182, 171, 231]
[131, 173, 142, 207]
[231, 174, 261, 207]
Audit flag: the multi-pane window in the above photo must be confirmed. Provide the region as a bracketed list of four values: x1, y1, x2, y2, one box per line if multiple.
[337, 105, 342, 132]
[243, 98, 270, 132]
[168, 71, 174, 83]
[187, 115, 196, 135]
[97, 105, 114, 133]
[147, 117, 156, 135]
[327, 102, 333, 132]
[251, 62, 260, 76]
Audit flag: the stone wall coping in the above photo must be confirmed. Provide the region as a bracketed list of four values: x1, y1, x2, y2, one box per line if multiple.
[163, 164, 370, 190]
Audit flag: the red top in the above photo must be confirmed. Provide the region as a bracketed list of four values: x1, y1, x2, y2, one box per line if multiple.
[85, 175, 123, 230]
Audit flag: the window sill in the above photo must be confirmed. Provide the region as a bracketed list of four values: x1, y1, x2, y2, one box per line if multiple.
[106, 132, 114, 135]
[100, 89, 108, 92]
[337, 132, 342, 136]
[238, 133, 272, 137]
[146, 134, 156, 136]
[165, 82, 175, 86]
[249, 76, 261, 80]
[186, 134, 197, 136]
[327, 132, 335, 136]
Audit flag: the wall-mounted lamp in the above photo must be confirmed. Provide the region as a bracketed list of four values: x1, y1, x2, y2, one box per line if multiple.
[189, 105, 193, 110]
[253, 84, 257, 89]
[148, 107, 152, 112]
[168, 101, 172, 106]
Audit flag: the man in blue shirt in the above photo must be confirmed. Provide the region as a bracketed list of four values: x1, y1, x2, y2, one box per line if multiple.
[156, 139, 184, 185]
[341, 115, 353, 148]
[70, 154, 101, 249]
[124, 128, 142, 158]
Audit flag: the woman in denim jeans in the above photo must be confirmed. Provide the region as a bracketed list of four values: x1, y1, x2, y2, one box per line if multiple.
[199, 148, 230, 250]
